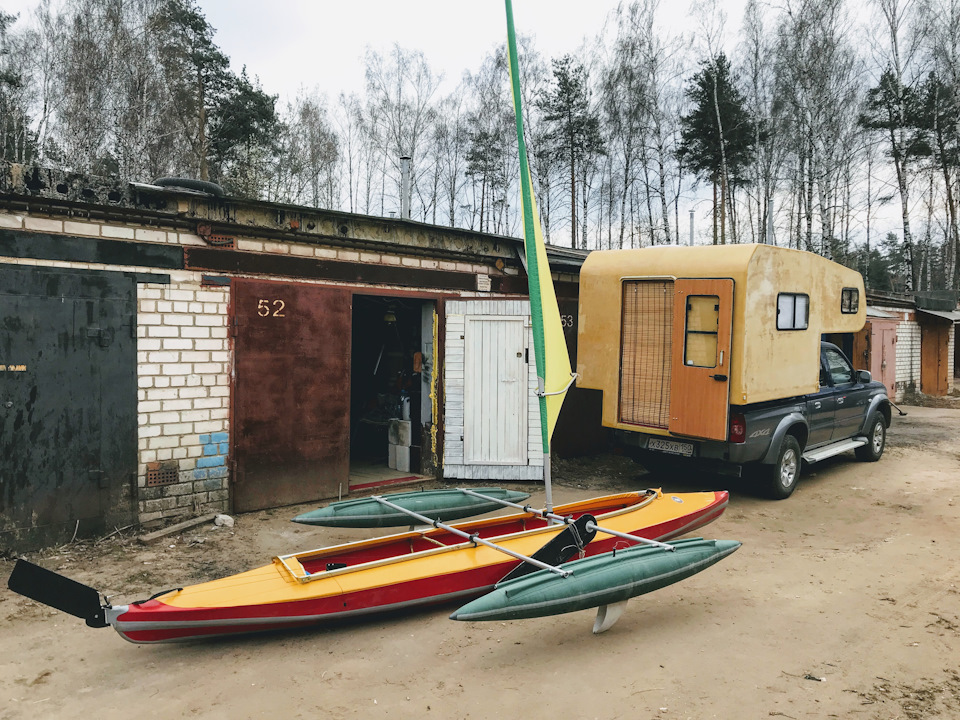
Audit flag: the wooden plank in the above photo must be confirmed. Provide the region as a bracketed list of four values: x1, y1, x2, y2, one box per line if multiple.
[139, 514, 218, 544]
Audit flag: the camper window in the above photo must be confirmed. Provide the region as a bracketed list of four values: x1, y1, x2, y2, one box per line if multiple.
[841, 287, 859, 314]
[683, 295, 720, 367]
[777, 293, 809, 331]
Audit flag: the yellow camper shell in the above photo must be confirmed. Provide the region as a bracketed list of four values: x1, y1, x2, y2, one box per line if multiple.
[577, 244, 865, 440]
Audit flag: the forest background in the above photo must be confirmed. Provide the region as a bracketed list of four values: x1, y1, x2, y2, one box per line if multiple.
[1, 0, 958, 293]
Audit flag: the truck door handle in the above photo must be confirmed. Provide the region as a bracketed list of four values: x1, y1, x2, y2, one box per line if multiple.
[710, 374, 728, 381]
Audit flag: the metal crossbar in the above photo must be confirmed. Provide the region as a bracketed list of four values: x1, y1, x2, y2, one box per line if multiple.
[456, 488, 675, 552]
[370, 495, 572, 577]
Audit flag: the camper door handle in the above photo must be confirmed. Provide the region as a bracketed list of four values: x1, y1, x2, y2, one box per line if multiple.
[710, 374, 727, 381]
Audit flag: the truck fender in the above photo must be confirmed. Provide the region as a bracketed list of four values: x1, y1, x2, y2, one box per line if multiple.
[760, 412, 809, 465]
[862, 395, 892, 431]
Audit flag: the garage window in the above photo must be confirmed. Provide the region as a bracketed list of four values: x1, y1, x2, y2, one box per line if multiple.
[777, 293, 809, 330]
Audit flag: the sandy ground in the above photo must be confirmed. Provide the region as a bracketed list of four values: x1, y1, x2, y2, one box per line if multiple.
[2, 404, 960, 720]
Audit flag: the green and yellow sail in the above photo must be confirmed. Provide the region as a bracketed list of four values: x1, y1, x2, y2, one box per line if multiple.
[504, 0, 573, 455]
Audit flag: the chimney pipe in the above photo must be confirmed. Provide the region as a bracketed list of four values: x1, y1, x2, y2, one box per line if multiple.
[400, 156, 412, 220]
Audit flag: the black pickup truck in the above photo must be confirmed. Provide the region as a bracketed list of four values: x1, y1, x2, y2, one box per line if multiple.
[618, 342, 892, 499]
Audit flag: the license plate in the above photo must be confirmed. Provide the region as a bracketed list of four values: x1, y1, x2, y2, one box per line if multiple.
[647, 438, 694, 457]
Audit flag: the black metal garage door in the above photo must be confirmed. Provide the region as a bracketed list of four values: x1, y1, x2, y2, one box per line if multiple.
[0, 266, 137, 551]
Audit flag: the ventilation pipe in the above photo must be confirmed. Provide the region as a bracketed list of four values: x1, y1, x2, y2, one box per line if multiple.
[400, 156, 412, 220]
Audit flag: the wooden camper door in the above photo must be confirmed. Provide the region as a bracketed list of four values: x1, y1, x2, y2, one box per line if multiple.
[668, 278, 734, 440]
[232, 280, 351, 512]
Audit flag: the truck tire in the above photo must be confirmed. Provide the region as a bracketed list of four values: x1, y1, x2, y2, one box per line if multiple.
[765, 435, 801, 500]
[855, 414, 886, 462]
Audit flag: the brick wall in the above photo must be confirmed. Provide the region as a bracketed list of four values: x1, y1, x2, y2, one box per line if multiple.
[136, 278, 231, 524]
[1, 209, 508, 528]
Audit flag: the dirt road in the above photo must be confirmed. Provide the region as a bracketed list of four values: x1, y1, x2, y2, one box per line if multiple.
[2, 405, 959, 719]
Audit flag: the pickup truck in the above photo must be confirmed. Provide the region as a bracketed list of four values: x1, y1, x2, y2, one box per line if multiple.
[616, 342, 892, 499]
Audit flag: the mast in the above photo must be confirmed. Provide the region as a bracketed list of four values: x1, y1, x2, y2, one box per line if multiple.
[504, 1, 575, 514]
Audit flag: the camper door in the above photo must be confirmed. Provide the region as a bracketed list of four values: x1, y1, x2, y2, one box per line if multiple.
[668, 278, 734, 441]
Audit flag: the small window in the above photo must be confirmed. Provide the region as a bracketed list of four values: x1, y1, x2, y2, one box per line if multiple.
[841, 287, 859, 314]
[777, 293, 809, 330]
[683, 295, 719, 367]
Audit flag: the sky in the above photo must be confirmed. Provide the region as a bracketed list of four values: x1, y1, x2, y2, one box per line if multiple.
[6, 0, 747, 103]
[200, 0, 627, 101]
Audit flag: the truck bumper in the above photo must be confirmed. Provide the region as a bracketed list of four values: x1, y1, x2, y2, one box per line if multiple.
[612, 429, 766, 471]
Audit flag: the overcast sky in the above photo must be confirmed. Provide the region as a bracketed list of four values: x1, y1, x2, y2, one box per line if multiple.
[7, 0, 747, 102]
[201, 0, 626, 100]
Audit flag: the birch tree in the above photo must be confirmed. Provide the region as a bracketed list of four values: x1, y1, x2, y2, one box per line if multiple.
[364, 45, 441, 220]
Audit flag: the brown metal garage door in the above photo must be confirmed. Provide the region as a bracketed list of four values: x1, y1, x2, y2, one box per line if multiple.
[232, 280, 351, 512]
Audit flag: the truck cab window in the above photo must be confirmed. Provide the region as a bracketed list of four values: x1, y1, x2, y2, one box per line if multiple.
[823, 347, 853, 385]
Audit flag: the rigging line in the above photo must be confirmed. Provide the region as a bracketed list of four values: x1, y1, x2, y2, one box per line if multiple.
[536, 372, 580, 397]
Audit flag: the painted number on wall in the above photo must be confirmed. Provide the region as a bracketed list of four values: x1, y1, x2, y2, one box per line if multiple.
[560, 314, 574, 328]
[257, 299, 286, 317]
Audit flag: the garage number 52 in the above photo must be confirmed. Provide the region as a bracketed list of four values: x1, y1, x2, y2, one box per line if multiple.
[257, 299, 286, 317]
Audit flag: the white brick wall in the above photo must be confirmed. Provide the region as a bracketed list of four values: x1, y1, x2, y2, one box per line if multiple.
[895, 319, 921, 397]
[137, 280, 231, 523]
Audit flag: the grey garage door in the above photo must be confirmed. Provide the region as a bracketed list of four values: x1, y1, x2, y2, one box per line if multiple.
[0, 266, 137, 551]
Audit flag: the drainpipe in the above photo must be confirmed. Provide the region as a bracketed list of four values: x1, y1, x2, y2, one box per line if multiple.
[400, 156, 412, 220]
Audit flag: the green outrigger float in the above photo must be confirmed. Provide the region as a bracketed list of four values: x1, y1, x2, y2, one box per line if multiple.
[451, 538, 741, 632]
[292, 488, 530, 528]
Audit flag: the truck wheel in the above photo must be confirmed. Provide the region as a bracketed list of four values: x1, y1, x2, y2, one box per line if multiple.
[765, 435, 801, 500]
[855, 414, 886, 462]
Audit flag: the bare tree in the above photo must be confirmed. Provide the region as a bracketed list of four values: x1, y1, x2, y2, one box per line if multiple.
[917, 0, 960, 287]
[861, 0, 926, 288]
[364, 44, 441, 219]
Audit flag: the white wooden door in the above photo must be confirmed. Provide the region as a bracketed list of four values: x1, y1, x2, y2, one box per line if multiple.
[463, 316, 528, 465]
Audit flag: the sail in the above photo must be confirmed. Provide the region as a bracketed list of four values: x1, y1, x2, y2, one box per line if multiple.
[504, 0, 574, 454]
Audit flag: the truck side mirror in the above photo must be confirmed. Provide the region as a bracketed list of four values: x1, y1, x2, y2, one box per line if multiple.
[857, 370, 872, 384]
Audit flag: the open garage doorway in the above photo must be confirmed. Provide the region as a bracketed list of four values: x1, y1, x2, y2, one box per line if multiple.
[350, 294, 436, 489]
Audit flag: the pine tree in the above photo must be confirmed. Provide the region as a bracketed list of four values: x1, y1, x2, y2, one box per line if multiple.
[679, 53, 756, 243]
[538, 55, 604, 248]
